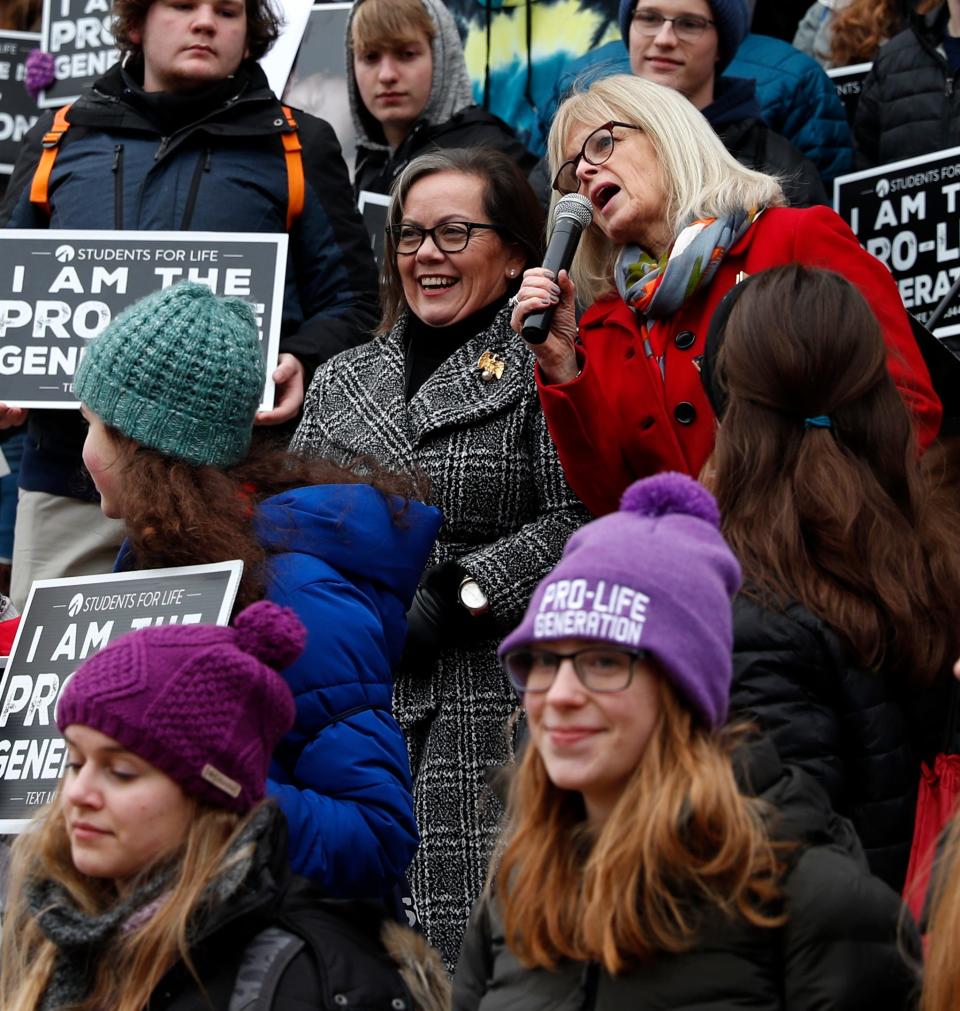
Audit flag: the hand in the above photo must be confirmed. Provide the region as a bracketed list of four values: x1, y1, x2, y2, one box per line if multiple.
[255, 353, 305, 426]
[510, 267, 580, 384]
[0, 405, 28, 430]
[24, 50, 55, 100]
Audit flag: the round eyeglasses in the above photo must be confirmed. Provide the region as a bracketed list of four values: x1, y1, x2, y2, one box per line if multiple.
[552, 121, 642, 196]
[631, 9, 715, 41]
[388, 221, 502, 255]
[502, 646, 649, 694]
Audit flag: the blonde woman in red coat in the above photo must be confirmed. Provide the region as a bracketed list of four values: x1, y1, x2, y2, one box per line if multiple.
[511, 74, 940, 516]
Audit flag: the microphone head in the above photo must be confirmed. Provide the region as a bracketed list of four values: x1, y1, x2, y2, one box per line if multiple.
[554, 193, 593, 229]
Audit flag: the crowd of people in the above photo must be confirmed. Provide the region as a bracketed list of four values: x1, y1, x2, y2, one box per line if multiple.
[0, 0, 959, 1007]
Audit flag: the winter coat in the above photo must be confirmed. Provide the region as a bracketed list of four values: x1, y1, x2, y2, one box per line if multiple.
[727, 33, 853, 181]
[0, 60, 379, 501]
[704, 76, 830, 207]
[729, 596, 928, 891]
[148, 807, 443, 1010]
[290, 304, 588, 967]
[538, 205, 941, 516]
[793, 0, 854, 67]
[854, 5, 960, 169]
[346, 0, 535, 197]
[453, 737, 919, 1011]
[258, 483, 442, 897]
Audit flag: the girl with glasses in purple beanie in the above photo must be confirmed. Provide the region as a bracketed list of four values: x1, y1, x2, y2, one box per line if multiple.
[0, 602, 448, 1011]
[454, 471, 917, 1011]
[68, 281, 444, 905]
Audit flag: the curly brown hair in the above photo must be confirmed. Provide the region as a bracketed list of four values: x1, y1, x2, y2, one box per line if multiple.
[109, 430, 425, 615]
[830, 0, 940, 67]
[111, 0, 282, 62]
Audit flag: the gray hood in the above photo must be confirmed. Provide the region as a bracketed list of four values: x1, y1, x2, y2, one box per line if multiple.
[346, 0, 475, 156]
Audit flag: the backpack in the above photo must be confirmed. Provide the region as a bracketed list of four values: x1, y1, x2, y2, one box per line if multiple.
[28, 103, 305, 230]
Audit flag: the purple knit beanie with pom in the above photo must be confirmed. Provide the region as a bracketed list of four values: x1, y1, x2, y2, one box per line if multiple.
[499, 473, 741, 728]
[57, 601, 303, 812]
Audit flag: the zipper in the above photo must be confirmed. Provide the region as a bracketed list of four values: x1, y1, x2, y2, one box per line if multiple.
[180, 148, 212, 229]
[112, 144, 124, 229]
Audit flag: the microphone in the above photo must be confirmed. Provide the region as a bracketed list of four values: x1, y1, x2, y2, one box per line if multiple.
[521, 193, 593, 345]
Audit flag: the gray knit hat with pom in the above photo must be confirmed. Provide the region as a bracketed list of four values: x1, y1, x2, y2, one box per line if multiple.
[74, 282, 265, 467]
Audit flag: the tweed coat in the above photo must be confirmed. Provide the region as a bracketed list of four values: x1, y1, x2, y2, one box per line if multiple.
[291, 304, 588, 968]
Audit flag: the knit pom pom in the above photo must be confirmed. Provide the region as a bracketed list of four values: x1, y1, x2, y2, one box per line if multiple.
[233, 601, 306, 671]
[619, 472, 720, 528]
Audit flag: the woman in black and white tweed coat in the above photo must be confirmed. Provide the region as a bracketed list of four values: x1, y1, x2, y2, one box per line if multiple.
[291, 149, 587, 968]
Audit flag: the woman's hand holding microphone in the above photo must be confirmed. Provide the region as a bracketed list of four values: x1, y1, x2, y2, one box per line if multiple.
[509, 268, 580, 385]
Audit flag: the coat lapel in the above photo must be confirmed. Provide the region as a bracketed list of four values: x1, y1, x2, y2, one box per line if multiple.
[407, 307, 529, 445]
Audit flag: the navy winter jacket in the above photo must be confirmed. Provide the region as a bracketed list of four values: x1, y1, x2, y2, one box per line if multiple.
[257, 482, 442, 896]
[1, 60, 379, 500]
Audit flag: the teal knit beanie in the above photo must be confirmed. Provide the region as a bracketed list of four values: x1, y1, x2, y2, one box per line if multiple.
[74, 282, 265, 468]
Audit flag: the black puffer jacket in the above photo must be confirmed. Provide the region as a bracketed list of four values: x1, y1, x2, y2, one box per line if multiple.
[453, 738, 918, 1011]
[853, 5, 960, 169]
[729, 596, 941, 892]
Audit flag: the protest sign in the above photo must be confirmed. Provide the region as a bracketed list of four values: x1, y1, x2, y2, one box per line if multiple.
[38, 0, 118, 108]
[833, 146, 960, 341]
[0, 30, 42, 175]
[283, 4, 354, 175]
[358, 190, 390, 269]
[0, 229, 287, 408]
[259, 0, 311, 101]
[827, 62, 871, 127]
[0, 560, 243, 832]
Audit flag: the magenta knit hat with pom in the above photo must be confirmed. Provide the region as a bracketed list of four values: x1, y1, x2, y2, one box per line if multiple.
[57, 601, 303, 812]
[499, 472, 741, 728]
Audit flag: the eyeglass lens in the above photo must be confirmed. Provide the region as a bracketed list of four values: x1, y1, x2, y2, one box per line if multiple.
[632, 10, 712, 40]
[555, 126, 616, 194]
[394, 223, 472, 254]
[507, 648, 637, 693]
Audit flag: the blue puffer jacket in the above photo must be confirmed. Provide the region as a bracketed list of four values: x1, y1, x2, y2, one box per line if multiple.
[727, 34, 853, 183]
[1, 60, 379, 501]
[258, 483, 442, 896]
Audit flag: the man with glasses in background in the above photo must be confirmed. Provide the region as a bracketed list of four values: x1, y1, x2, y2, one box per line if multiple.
[621, 0, 829, 207]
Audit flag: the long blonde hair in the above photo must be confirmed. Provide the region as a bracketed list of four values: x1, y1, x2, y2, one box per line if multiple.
[0, 785, 258, 1011]
[920, 811, 960, 1011]
[546, 75, 786, 304]
[495, 680, 784, 974]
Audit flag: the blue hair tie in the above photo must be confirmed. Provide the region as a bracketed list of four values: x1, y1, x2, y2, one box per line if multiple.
[804, 415, 832, 429]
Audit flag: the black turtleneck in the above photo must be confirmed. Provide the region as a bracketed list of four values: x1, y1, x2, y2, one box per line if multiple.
[403, 296, 507, 401]
[119, 57, 252, 135]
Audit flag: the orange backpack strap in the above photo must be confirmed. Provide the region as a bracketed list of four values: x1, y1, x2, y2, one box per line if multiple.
[280, 105, 304, 231]
[29, 103, 73, 215]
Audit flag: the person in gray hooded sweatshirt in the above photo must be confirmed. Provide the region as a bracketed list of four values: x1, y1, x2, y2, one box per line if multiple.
[347, 0, 535, 198]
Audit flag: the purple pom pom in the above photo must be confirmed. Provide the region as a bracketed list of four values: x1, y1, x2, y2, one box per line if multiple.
[619, 472, 720, 528]
[233, 600, 306, 671]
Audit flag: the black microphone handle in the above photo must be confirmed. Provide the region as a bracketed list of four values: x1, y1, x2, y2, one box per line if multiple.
[520, 216, 584, 345]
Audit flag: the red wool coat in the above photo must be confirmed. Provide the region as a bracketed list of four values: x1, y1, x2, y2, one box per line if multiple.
[537, 205, 942, 516]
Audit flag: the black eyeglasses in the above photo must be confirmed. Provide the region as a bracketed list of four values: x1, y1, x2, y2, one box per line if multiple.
[502, 646, 650, 694]
[631, 9, 715, 40]
[552, 121, 642, 195]
[388, 221, 502, 255]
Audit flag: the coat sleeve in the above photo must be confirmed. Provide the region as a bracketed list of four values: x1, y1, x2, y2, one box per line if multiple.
[280, 111, 380, 375]
[795, 205, 942, 447]
[730, 601, 846, 809]
[852, 64, 883, 170]
[453, 898, 496, 1011]
[456, 398, 590, 629]
[781, 845, 921, 1010]
[265, 568, 419, 898]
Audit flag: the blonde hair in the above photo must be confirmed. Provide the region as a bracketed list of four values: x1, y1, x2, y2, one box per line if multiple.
[494, 680, 784, 974]
[920, 812, 960, 1011]
[0, 785, 259, 1011]
[351, 0, 434, 53]
[546, 75, 786, 303]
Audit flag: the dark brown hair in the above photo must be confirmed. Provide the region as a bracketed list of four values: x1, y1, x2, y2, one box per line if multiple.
[108, 430, 423, 615]
[830, 0, 939, 66]
[709, 263, 960, 686]
[379, 148, 546, 333]
[0, 0, 40, 31]
[112, 0, 282, 61]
